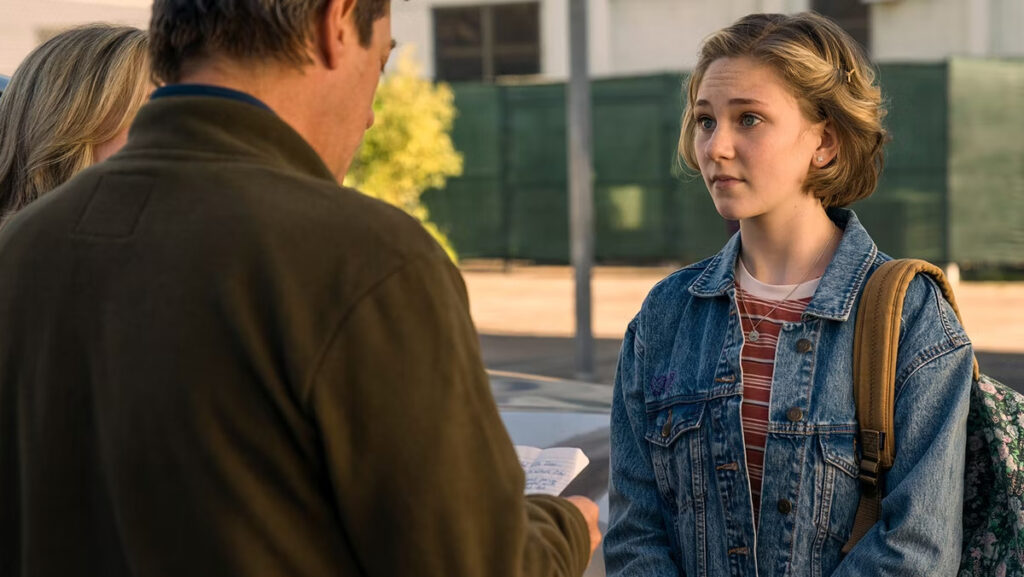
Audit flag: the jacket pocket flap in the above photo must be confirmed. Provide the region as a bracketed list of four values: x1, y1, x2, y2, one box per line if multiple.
[644, 402, 705, 448]
[819, 434, 859, 479]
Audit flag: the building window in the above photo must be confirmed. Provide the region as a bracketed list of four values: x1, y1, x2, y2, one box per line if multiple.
[813, 0, 870, 56]
[434, 2, 541, 82]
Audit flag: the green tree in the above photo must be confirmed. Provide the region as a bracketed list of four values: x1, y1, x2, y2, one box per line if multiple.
[345, 48, 463, 262]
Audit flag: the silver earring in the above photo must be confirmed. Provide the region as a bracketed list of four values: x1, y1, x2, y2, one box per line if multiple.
[817, 156, 824, 163]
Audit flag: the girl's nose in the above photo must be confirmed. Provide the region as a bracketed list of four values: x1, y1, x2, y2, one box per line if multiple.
[705, 126, 735, 162]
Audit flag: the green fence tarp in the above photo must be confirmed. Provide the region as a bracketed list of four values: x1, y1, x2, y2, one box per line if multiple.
[424, 61, 1023, 265]
[949, 58, 1024, 265]
[856, 63, 948, 263]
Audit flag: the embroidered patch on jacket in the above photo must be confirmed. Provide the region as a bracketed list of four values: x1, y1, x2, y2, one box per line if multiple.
[650, 371, 676, 396]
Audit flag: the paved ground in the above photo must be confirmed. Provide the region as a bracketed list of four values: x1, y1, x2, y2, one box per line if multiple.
[465, 264, 1024, 386]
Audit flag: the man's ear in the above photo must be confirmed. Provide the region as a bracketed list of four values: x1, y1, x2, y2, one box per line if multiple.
[318, 0, 358, 70]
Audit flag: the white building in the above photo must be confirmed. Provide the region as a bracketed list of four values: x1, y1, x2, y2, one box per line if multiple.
[0, 0, 150, 75]
[1, 0, 1022, 77]
[394, 0, 1024, 81]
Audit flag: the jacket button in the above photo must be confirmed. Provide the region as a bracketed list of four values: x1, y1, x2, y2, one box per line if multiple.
[796, 338, 813, 353]
[786, 407, 803, 422]
[778, 499, 793, 514]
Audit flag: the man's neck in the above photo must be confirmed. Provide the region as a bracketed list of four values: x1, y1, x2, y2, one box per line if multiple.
[178, 59, 289, 112]
[177, 59, 348, 181]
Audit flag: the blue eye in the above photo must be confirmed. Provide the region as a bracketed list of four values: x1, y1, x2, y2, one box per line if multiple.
[740, 114, 762, 127]
[698, 116, 715, 131]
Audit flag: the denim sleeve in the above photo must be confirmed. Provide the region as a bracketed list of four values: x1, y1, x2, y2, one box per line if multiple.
[605, 317, 683, 576]
[833, 281, 973, 576]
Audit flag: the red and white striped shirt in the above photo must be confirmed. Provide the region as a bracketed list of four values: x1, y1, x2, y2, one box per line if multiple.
[734, 260, 819, 526]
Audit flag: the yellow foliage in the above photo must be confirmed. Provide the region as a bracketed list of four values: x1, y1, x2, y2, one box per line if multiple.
[345, 48, 464, 262]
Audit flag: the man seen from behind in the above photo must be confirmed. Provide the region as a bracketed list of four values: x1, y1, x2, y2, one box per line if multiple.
[0, 1, 600, 575]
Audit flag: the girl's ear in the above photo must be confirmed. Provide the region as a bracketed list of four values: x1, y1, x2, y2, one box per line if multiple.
[813, 120, 839, 167]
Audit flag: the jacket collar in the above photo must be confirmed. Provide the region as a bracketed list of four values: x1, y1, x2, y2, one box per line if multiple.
[151, 84, 274, 113]
[689, 208, 878, 322]
[122, 95, 337, 184]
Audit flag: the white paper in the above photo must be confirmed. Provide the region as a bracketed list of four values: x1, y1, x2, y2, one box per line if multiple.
[515, 445, 590, 496]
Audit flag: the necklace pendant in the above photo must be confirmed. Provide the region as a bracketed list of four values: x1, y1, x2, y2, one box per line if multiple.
[747, 330, 760, 343]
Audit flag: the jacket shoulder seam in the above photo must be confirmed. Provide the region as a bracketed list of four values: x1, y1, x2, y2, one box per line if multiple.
[894, 340, 972, 404]
[300, 253, 443, 407]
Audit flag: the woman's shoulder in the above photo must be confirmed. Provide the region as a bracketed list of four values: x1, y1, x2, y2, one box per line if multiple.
[867, 255, 972, 385]
[869, 255, 969, 341]
[643, 256, 717, 308]
[631, 255, 721, 344]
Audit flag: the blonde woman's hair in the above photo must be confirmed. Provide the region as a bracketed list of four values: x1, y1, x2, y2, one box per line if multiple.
[679, 12, 888, 208]
[0, 24, 149, 226]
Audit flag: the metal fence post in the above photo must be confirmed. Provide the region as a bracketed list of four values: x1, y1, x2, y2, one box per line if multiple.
[568, 0, 594, 381]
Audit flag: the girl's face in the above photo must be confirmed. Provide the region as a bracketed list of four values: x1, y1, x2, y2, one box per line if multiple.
[693, 56, 829, 223]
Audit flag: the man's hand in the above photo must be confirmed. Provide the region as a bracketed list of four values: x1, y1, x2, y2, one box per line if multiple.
[564, 495, 602, 556]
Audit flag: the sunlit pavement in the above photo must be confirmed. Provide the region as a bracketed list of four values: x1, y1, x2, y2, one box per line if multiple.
[464, 264, 1024, 387]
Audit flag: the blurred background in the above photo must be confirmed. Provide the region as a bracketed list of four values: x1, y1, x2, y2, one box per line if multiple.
[2, 0, 1022, 385]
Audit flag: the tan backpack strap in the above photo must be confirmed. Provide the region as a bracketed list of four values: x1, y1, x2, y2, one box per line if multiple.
[843, 489, 882, 554]
[842, 259, 978, 554]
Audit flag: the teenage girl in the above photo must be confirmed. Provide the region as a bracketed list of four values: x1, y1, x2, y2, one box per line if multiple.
[605, 12, 972, 576]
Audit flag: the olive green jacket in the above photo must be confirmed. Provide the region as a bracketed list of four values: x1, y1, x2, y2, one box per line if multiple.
[0, 95, 589, 577]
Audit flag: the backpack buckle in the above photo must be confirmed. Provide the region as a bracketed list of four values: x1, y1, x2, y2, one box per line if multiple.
[858, 457, 881, 488]
[860, 429, 886, 459]
[858, 429, 886, 490]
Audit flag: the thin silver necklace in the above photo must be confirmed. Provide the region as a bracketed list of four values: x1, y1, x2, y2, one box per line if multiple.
[736, 228, 836, 343]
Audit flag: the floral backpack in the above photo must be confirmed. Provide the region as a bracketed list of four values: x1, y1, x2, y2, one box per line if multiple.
[841, 259, 1024, 576]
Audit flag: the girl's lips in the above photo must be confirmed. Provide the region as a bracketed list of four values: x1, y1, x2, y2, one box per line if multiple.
[712, 177, 743, 188]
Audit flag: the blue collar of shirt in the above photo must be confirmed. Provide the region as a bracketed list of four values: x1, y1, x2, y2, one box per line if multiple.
[688, 207, 879, 322]
[151, 84, 273, 113]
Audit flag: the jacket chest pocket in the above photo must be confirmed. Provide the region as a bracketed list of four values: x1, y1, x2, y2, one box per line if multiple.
[644, 401, 707, 513]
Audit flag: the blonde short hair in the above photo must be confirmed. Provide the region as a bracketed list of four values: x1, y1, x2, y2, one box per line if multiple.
[0, 24, 149, 226]
[679, 12, 888, 208]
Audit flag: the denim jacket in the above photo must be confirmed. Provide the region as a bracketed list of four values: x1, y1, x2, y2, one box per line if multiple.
[605, 209, 973, 577]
